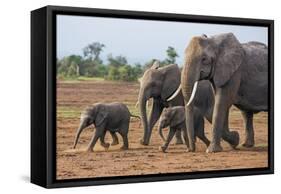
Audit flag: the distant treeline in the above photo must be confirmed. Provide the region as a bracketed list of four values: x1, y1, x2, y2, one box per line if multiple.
[57, 42, 179, 81]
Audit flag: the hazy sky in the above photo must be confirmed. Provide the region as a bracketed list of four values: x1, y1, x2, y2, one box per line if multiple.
[57, 15, 268, 65]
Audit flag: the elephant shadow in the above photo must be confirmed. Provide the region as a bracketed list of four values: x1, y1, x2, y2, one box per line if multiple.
[235, 145, 268, 152]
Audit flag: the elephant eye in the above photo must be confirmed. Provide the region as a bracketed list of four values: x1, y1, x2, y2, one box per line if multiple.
[202, 56, 210, 65]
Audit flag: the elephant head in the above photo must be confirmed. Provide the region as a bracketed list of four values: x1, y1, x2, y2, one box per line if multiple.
[73, 103, 107, 149]
[181, 33, 244, 106]
[158, 107, 185, 141]
[138, 61, 182, 145]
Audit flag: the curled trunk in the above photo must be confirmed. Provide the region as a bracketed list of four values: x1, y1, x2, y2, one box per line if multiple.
[158, 124, 166, 142]
[73, 123, 84, 149]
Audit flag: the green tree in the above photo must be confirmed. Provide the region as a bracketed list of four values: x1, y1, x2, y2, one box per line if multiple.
[107, 66, 119, 80]
[83, 42, 105, 63]
[107, 54, 128, 67]
[57, 55, 82, 77]
[165, 46, 178, 64]
[94, 64, 108, 77]
[67, 62, 78, 78]
[132, 63, 143, 78]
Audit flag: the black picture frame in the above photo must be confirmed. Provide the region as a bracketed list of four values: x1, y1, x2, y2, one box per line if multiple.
[31, 5, 274, 188]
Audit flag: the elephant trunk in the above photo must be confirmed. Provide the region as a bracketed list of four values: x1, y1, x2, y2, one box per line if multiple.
[138, 88, 149, 145]
[181, 63, 199, 152]
[181, 63, 198, 106]
[73, 123, 85, 149]
[158, 124, 166, 142]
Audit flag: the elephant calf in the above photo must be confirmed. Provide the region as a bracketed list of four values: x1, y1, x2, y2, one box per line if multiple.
[73, 102, 139, 152]
[158, 106, 210, 152]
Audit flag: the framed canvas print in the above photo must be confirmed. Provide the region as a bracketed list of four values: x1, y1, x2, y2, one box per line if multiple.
[31, 5, 274, 188]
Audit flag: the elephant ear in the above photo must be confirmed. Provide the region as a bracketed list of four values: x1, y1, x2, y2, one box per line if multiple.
[161, 64, 181, 100]
[213, 33, 244, 87]
[170, 108, 185, 127]
[151, 60, 160, 69]
[95, 106, 108, 127]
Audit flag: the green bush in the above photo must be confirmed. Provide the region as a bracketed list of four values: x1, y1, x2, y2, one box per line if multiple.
[107, 66, 119, 80]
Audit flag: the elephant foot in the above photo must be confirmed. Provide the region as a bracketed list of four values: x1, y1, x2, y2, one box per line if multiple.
[120, 146, 128, 150]
[186, 142, 195, 152]
[102, 143, 110, 150]
[175, 138, 184, 145]
[242, 140, 255, 148]
[111, 141, 119, 146]
[139, 138, 149, 146]
[206, 143, 223, 153]
[229, 131, 240, 149]
[186, 147, 195, 152]
[159, 146, 167, 153]
[223, 130, 240, 149]
[86, 147, 93, 152]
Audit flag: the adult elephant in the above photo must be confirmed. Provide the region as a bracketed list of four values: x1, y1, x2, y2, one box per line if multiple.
[138, 62, 185, 145]
[181, 33, 268, 153]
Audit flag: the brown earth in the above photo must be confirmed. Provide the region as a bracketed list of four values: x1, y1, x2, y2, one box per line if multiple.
[56, 79, 268, 180]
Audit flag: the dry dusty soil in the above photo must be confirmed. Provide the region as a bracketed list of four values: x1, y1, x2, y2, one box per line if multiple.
[56, 79, 268, 180]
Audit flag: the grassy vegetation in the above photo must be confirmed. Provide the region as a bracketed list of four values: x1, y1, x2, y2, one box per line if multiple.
[77, 76, 104, 81]
[57, 106, 81, 119]
[58, 76, 105, 82]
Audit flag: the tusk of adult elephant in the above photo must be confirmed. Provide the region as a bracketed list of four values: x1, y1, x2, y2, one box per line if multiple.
[167, 84, 182, 101]
[186, 81, 198, 107]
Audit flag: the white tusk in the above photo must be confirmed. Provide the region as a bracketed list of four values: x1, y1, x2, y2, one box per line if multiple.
[167, 84, 182, 101]
[186, 81, 198, 106]
[210, 82, 215, 95]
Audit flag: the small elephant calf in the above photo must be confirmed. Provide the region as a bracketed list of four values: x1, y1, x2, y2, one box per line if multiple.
[158, 106, 210, 152]
[73, 102, 139, 152]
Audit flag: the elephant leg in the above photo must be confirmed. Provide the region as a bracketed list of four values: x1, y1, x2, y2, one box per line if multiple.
[196, 117, 210, 147]
[207, 86, 240, 153]
[159, 128, 176, 153]
[119, 125, 129, 150]
[207, 92, 230, 153]
[87, 128, 103, 152]
[120, 133, 129, 150]
[182, 128, 190, 150]
[241, 111, 255, 147]
[110, 131, 119, 146]
[175, 130, 184, 144]
[99, 130, 110, 149]
[185, 105, 196, 152]
[221, 109, 240, 149]
[142, 99, 163, 145]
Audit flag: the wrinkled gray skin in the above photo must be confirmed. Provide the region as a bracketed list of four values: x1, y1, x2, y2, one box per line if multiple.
[73, 102, 138, 152]
[181, 33, 268, 153]
[158, 106, 210, 153]
[138, 62, 185, 145]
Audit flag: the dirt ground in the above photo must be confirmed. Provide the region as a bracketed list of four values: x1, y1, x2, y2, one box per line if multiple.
[56, 79, 268, 180]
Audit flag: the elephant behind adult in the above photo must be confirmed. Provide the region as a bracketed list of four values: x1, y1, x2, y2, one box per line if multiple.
[181, 33, 268, 153]
[138, 62, 185, 145]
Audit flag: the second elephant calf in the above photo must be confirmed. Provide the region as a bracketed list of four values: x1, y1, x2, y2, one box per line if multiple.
[158, 106, 210, 152]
